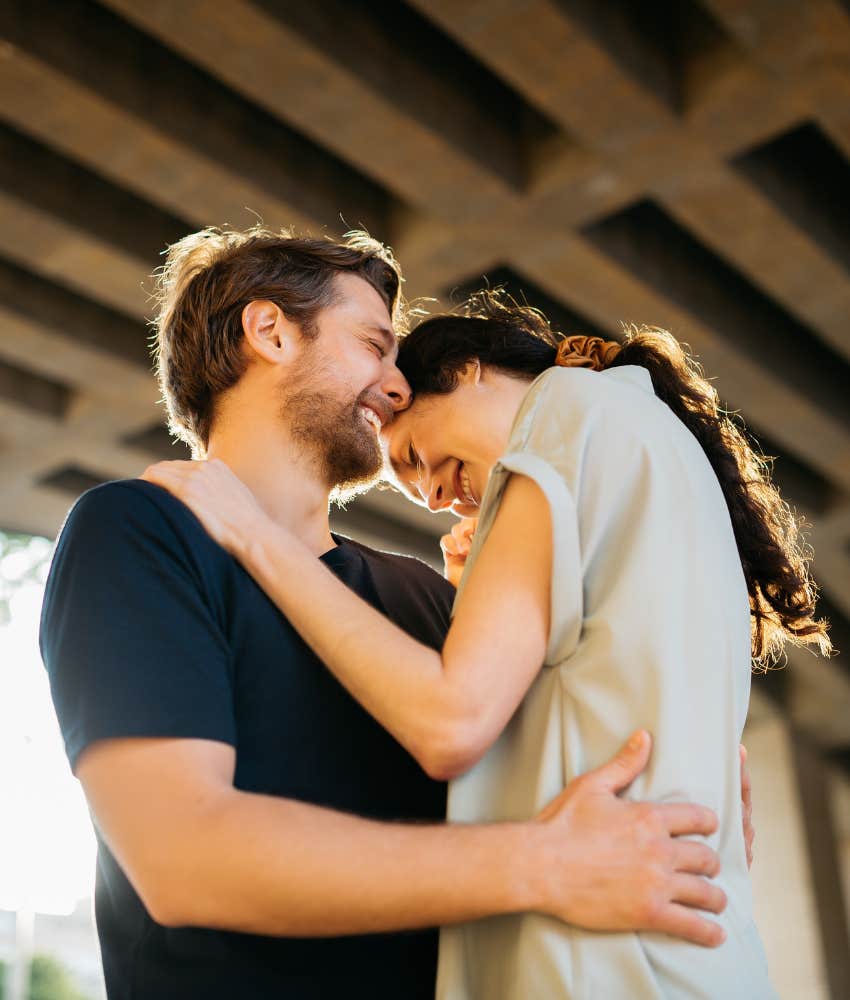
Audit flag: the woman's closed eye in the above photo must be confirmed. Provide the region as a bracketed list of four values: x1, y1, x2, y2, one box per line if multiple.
[405, 441, 429, 501]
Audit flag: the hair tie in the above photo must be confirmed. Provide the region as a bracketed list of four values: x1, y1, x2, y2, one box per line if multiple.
[554, 334, 622, 371]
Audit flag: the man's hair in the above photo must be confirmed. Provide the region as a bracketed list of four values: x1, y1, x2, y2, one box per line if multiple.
[151, 226, 406, 456]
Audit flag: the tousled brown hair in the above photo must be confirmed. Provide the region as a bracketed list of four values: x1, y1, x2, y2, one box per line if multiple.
[398, 289, 831, 667]
[152, 226, 406, 456]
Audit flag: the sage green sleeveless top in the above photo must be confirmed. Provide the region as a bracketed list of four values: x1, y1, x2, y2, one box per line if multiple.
[437, 366, 776, 1000]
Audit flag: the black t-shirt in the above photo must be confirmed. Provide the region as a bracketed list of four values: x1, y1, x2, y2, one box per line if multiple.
[40, 479, 453, 1000]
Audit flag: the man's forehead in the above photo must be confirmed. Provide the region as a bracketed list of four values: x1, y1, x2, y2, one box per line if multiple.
[331, 286, 398, 343]
[333, 272, 393, 318]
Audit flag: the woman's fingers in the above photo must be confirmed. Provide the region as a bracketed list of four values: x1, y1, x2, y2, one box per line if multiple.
[449, 520, 475, 556]
[440, 534, 460, 557]
[451, 518, 476, 549]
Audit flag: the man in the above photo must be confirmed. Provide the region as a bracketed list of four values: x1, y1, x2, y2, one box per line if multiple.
[41, 227, 738, 999]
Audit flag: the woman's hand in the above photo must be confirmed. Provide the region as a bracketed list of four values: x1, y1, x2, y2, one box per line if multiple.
[141, 459, 270, 557]
[440, 517, 477, 588]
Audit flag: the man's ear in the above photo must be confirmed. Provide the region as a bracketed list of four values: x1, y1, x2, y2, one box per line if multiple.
[241, 300, 297, 363]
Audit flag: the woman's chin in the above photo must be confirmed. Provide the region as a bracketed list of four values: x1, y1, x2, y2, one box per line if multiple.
[450, 501, 480, 518]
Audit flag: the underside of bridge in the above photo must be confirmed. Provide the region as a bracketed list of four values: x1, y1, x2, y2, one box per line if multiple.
[2, 0, 850, 900]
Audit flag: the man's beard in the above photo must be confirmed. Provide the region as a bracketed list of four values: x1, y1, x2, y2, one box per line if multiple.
[283, 359, 384, 504]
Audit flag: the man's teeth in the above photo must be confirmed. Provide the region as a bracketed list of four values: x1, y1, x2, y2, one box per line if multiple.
[359, 406, 381, 431]
[459, 464, 476, 504]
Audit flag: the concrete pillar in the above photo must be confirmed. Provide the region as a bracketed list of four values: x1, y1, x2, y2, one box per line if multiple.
[745, 709, 828, 999]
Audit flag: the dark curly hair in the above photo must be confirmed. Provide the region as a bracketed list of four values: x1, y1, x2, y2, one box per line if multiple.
[398, 289, 831, 668]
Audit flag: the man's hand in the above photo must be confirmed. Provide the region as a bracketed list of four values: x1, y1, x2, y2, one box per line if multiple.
[531, 730, 727, 947]
[741, 744, 754, 868]
[440, 517, 477, 587]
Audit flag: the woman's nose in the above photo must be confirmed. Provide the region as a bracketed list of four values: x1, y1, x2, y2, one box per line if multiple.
[426, 478, 449, 512]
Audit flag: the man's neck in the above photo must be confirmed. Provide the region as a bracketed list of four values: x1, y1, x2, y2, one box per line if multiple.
[206, 430, 336, 557]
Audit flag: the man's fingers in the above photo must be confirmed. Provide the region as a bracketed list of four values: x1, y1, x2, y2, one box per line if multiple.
[671, 839, 721, 878]
[657, 802, 718, 838]
[585, 730, 652, 794]
[740, 744, 755, 868]
[740, 744, 753, 814]
[671, 874, 727, 914]
[745, 824, 755, 868]
[654, 904, 726, 948]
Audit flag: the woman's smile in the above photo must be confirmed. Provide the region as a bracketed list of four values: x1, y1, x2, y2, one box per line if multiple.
[382, 366, 532, 516]
[453, 462, 478, 509]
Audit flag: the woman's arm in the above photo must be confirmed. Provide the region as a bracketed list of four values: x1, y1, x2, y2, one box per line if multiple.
[143, 460, 553, 779]
[253, 474, 551, 778]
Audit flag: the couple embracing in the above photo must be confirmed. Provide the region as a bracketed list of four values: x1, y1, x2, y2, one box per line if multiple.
[42, 225, 826, 998]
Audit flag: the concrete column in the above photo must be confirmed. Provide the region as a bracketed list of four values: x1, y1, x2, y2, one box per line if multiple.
[745, 709, 828, 999]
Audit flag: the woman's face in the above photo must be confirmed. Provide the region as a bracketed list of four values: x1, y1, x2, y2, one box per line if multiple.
[381, 365, 526, 517]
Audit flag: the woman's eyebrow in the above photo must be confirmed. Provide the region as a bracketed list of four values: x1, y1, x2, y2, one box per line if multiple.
[386, 436, 415, 480]
[387, 446, 406, 477]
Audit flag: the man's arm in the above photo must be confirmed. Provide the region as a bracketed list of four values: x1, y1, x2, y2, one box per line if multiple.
[76, 729, 726, 945]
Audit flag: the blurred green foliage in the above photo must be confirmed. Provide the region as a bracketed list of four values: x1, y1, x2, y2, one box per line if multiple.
[0, 531, 53, 627]
[0, 953, 93, 1000]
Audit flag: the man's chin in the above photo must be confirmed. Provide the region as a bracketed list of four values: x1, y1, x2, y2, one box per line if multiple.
[329, 471, 382, 507]
[325, 435, 383, 505]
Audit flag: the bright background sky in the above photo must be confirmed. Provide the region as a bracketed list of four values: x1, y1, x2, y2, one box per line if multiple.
[0, 535, 97, 915]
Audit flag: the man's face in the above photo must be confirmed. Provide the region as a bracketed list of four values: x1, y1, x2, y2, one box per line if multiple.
[283, 273, 412, 497]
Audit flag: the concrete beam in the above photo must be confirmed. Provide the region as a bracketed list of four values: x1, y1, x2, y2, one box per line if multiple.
[0, 0, 390, 236]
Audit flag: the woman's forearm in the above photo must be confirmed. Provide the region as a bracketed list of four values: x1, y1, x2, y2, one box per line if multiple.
[240, 523, 479, 777]
[139, 460, 550, 777]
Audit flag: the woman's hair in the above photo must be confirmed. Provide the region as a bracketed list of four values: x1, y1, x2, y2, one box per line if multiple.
[152, 225, 406, 457]
[398, 289, 831, 667]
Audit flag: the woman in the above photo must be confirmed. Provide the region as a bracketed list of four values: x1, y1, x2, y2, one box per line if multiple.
[145, 291, 827, 998]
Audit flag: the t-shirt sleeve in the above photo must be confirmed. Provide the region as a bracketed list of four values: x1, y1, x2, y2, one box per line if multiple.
[492, 374, 585, 665]
[495, 450, 583, 666]
[40, 483, 236, 771]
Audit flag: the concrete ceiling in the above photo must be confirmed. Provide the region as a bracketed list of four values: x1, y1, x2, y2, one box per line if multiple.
[1, 0, 849, 754]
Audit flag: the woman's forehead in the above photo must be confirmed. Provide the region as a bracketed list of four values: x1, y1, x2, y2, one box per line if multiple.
[382, 407, 413, 456]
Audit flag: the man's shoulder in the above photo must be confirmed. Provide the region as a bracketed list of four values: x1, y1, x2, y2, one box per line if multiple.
[49, 478, 224, 593]
[344, 538, 454, 598]
[60, 478, 200, 545]
[346, 537, 442, 578]
[67, 476, 180, 519]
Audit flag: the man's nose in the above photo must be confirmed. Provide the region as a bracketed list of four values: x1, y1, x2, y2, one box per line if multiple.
[383, 364, 412, 411]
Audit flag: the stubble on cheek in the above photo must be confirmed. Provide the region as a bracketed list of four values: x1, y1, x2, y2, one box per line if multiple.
[281, 368, 383, 498]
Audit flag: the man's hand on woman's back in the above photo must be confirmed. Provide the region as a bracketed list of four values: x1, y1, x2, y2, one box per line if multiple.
[527, 729, 727, 947]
